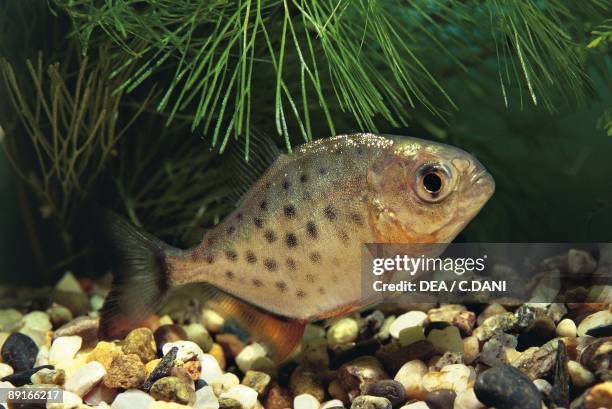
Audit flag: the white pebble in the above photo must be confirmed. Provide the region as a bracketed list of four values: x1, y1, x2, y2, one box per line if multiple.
[36, 344, 50, 366]
[556, 318, 577, 337]
[199, 353, 224, 383]
[221, 385, 258, 409]
[65, 360, 107, 396]
[194, 385, 220, 409]
[162, 340, 204, 361]
[202, 309, 225, 333]
[235, 343, 267, 373]
[568, 361, 595, 388]
[395, 360, 428, 400]
[320, 399, 345, 409]
[0, 363, 13, 378]
[211, 372, 239, 396]
[84, 383, 118, 406]
[48, 390, 82, 409]
[577, 310, 612, 336]
[422, 364, 474, 393]
[400, 402, 429, 409]
[21, 311, 52, 332]
[293, 393, 321, 409]
[453, 388, 485, 409]
[49, 335, 82, 365]
[95, 403, 111, 409]
[110, 389, 154, 409]
[390, 311, 428, 339]
[533, 379, 552, 395]
[54, 271, 83, 293]
[0, 380, 14, 388]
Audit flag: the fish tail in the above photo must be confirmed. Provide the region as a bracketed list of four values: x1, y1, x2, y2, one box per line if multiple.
[97, 210, 181, 340]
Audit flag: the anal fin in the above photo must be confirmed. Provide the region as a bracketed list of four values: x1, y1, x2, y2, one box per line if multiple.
[202, 285, 305, 363]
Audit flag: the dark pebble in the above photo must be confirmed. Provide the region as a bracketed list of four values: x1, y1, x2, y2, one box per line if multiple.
[142, 346, 178, 391]
[359, 310, 385, 340]
[1, 365, 54, 386]
[548, 340, 569, 408]
[195, 379, 208, 390]
[585, 323, 612, 337]
[424, 389, 456, 409]
[221, 319, 250, 342]
[364, 380, 406, 408]
[1, 333, 39, 372]
[474, 364, 542, 409]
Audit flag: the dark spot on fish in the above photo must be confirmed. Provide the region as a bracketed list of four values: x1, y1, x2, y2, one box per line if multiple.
[324, 205, 336, 221]
[310, 252, 321, 263]
[318, 287, 326, 295]
[282, 180, 290, 190]
[253, 217, 263, 228]
[340, 230, 349, 243]
[252, 279, 263, 287]
[264, 230, 276, 243]
[206, 254, 215, 264]
[284, 205, 296, 218]
[319, 167, 327, 175]
[226, 225, 235, 235]
[334, 148, 342, 155]
[306, 221, 318, 239]
[225, 250, 238, 261]
[350, 212, 364, 226]
[236, 212, 244, 221]
[260, 200, 268, 211]
[225, 271, 235, 280]
[245, 251, 257, 264]
[264, 258, 278, 272]
[286, 258, 296, 270]
[206, 237, 215, 246]
[306, 274, 315, 283]
[332, 275, 339, 283]
[300, 174, 308, 183]
[265, 182, 272, 189]
[357, 147, 364, 155]
[275, 281, 288, 292]
[285, 233, 298, 248]
[296, 289, 306, 298]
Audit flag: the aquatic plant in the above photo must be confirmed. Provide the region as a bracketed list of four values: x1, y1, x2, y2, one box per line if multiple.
[0, 0, 610, 279]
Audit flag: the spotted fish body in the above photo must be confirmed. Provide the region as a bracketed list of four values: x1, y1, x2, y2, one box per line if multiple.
[174, 135, 391, 321]
[100, 133, 495, 360]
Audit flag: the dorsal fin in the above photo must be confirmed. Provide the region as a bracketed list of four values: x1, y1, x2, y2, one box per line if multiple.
[225, 130, 282, 206]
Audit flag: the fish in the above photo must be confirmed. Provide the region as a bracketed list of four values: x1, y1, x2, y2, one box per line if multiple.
[99, 133, 495, 361]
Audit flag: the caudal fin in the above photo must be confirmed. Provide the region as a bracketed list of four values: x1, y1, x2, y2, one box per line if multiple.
[97, 211, 181, 340]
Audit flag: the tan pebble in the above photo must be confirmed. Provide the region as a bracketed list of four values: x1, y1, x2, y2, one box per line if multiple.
[327, 379, 349, 404]
[209, 343, 226, 370]
[202, 309, 225, 333]
[462, 336, 479, 365]
[577, 310, 612, 336]
[567, 361, 595, 388]
[122, 327, 158, 363]
[584, 381, 612, 409]
[264, 383, 293, 409]
[103, 353, 145, 389]
[216, 333, 245, 358]
[394, 360, 428, 400]
[87, 342, 122, 370]
[146, 359, 161, 376]
[181, 359, 202, 381]
[159, 315, 174, 325]
[453, 387, 485, 409]
[477, 304, 506, 326]
[556, 318, 577, 337]
[149, 401, 192, 409]
[422, 364, 473, 394]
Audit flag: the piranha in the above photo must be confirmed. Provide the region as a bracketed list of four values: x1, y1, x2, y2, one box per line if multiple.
[99, 133, 494, 360]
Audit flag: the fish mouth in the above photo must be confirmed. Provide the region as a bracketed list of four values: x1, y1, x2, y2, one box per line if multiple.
[470, 170, 496, 200]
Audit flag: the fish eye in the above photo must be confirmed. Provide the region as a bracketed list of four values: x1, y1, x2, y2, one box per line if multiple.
[415, 164, 451, 202]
